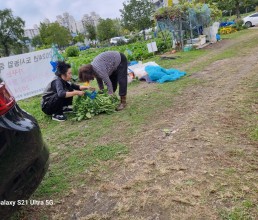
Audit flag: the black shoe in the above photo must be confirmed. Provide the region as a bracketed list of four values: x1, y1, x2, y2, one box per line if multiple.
[63, 106, 73, 113]
[52, 114, 67, 122]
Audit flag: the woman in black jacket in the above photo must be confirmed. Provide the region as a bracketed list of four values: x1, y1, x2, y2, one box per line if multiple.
[41, 61, 93, 121]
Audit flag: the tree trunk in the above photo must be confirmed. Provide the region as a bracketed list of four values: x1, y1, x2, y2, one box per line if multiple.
[143, 30, 146, 41]
[236, 1, 240, 19]
[3, 43, 10, 57]
[179, 15, 183, 51]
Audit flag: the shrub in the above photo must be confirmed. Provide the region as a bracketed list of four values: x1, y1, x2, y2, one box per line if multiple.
[233, 18, 247, 31]
[129, 34, 144, 43]
[65, 46, 79, 57]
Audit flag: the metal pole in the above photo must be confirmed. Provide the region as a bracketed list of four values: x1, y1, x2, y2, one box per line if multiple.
[179, 15, 184, 51]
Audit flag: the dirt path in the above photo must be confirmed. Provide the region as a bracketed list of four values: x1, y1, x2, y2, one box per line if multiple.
[43, 31, 258, 220]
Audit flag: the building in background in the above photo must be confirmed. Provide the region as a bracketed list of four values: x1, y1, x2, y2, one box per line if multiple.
[24, 19, 50, 40]
[81, 12, 100, 34]
[24, 25, 39, 39]
[56, 12, 78, 33]
[84, 12, 100, 27]
[76, 20, 84, 33]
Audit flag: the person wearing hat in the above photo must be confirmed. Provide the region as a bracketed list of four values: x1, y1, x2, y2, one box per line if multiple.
[78, 51, 128, 111]
[41, 61, 93, 121]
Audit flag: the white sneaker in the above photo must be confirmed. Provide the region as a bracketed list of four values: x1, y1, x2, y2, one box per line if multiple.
[52, 114, 67, 122]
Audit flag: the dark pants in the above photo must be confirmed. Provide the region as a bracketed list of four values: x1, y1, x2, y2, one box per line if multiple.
[41, 94, 72, 115]
[110, 53, 128, 96]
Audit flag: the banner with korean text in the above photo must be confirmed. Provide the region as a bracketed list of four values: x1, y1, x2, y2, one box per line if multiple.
[0, 49, 55, 101]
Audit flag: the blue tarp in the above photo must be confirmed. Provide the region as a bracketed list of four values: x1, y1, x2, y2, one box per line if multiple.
[220, 21, 235, 27]
[145, 65, 186, 83]
[128, 61, 138, 66]
[79, 46, 90, 51]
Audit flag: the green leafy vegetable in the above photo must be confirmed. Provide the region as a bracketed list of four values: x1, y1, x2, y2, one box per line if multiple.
[73, 90, 119, 121]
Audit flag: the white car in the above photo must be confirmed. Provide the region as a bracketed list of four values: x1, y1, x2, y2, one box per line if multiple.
[110, 36, 129, 45]
[243, 12, 258, 28]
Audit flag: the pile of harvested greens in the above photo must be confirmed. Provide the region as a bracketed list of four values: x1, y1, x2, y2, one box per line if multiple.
[73, 90, 120, 121]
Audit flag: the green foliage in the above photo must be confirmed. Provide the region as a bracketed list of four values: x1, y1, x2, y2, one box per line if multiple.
[31, 35, 43, 48]
[39, 22, 72, 48]
[73, 90, 120, 121]
[73, 33, 85, 44]
[113, 18, 124, 36]
[85, 23, 97, 41]
[65, 46, 79, 57]
[0, 9, 25, 57]
[66, 38, 170, 68]
[128, 34, 143, 43]
[70, 62, 80, 77]
[82, 15, 97, 41]
[120, 0, 154, 31]
[36, 44, 52, 51]
[213, 0, 258, 18]
[232, 18, 247, 31]
[154, 2, 222, 26]
[97, 18, 119, 41]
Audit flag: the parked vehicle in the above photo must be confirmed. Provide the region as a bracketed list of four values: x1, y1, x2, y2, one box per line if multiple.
[243, 12, 258, 27]
[110, 36, 129, 45]
[0, 78, 49, 219]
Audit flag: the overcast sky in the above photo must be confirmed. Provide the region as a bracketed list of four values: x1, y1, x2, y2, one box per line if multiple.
[0, 0, 126, 29]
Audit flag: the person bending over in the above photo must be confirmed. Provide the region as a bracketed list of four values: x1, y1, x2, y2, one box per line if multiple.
[41, 61, 92, 121]
[78, 51, 128, 111]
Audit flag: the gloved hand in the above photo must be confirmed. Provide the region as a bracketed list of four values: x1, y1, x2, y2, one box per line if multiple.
[85, 90, 98, 99]
[50, 61, 58, 73]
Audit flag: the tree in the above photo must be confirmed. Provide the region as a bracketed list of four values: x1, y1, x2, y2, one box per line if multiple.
[213, 0, 258, 18]
[31, 35, 43, 48]
[84, 23, 97, 41]
[39, 22, 72, 48]
[0, 9, 25, 57]
[96, 18, 119, 42]
[82, 15, 97, 41]
[242, 0, 258, 13]
[73, 33, 85, 44]
[113, 18, 125, 36]
[120, 0, 154, 33]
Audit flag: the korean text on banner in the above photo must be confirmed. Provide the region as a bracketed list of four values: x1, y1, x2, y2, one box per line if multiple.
[0, 49, 54, 101]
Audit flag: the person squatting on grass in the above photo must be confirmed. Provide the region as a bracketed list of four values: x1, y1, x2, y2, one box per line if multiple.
[78, 51, 128, 111]
[41, 61, 93, 122]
